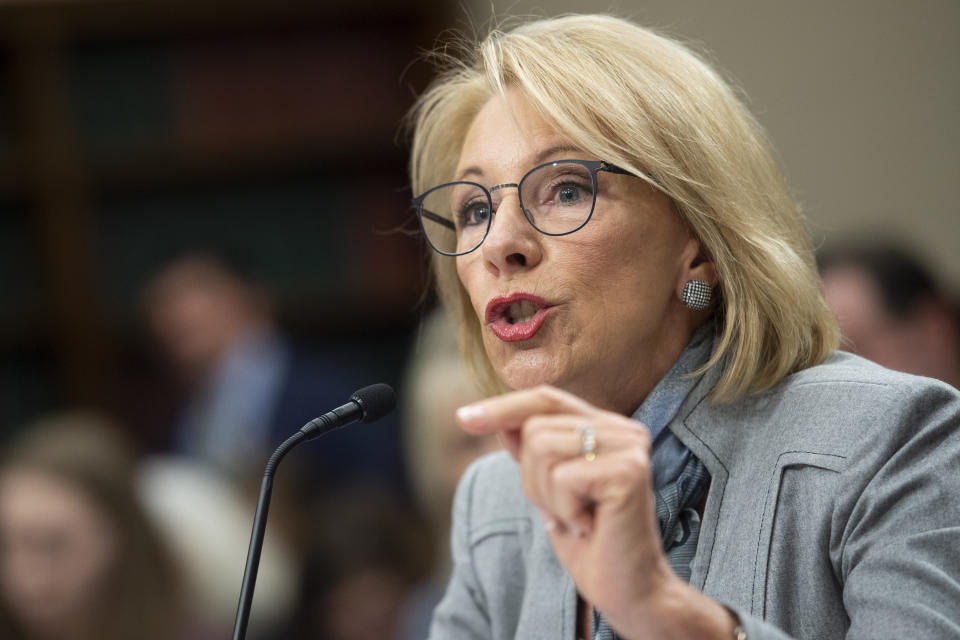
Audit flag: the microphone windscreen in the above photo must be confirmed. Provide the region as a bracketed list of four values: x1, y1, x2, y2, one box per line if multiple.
[350, 383, 397, 423]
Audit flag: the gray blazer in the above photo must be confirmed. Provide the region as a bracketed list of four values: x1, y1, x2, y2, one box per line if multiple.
[427, 352, 960, 639]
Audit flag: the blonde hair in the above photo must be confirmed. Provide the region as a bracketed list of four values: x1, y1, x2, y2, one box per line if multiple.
[406, 14, 839, 402]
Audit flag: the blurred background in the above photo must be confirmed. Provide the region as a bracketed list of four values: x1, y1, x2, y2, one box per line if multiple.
[0, 0, 956, 638]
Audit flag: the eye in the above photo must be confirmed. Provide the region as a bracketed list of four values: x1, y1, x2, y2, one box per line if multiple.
[557, 184, 582, 205]
[545, 177, 592, 207]
[457, 200, 491, 228]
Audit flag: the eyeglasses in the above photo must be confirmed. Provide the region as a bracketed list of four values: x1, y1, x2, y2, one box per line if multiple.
[412, 159, 646, 256]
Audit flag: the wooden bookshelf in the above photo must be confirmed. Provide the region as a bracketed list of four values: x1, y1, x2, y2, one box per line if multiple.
[0, 0, 444, 432]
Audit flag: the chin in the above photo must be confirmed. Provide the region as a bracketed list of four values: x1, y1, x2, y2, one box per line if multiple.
[493, 350, 563, 391]
[502, 371, 552, 391]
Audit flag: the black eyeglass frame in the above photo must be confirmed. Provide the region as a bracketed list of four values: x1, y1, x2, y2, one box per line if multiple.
[412, 159, 645, 257]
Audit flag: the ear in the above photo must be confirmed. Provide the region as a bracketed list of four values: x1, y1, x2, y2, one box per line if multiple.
[675, 236, 718, 296]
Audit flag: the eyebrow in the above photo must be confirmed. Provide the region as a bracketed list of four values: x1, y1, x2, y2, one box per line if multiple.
[456, 144, 585, 182]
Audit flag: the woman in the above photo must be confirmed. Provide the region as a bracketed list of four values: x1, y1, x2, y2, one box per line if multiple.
[0, 413, 192, 640]
[405, 14, 960, 640]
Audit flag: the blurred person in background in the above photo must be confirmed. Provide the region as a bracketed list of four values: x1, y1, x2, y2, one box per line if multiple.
[142, 250, 406, 490]
[0, 412, 197, 640]
[395, 307, 500, 640]
[136, 453, 297, 639]
[819, 243, 959, 388]
[283, 487, 432, 640]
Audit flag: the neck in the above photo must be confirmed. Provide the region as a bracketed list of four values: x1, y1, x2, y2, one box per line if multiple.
[571, 333, 693, 416]
[574, 315, 714, 416]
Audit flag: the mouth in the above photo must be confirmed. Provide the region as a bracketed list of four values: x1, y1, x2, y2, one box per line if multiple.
[484, 294, 554, 342]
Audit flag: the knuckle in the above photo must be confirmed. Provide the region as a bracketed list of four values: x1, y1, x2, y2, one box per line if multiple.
[550, 461, 569, 488]
[607, 415, 651, 447]
[632, 426, 652, 449]
[522, 419, 550, 453]
[618, 449, 651, 482]
[523, 414, 548, 431]
[536, 384, 565, 406]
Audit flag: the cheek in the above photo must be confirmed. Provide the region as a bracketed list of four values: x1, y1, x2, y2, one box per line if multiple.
[69, 527, 115, 587]
[559, 236, 642, 309]
[455, 256, 484, 314]
[46, 504, 117, 597]
[566, 236, 681, 343]
[455, 257, 471, 296]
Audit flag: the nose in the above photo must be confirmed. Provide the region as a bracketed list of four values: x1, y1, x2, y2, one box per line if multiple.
[480, 190, 543, 276]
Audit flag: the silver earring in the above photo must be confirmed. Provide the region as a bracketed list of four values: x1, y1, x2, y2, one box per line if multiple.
[681, 280, 712, 310]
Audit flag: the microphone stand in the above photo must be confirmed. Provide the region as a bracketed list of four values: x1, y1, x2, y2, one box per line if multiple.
[232, 430, 306, 640]
[230, 383, 395, 639]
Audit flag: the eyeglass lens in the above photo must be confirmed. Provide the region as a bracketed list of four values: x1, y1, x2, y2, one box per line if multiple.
[418, 161, 597, 255]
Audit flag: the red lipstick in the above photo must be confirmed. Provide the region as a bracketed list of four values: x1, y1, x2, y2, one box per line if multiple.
[484, 293, 553, 342]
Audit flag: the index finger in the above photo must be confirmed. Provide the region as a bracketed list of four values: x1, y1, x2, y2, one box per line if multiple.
[455, 385, 593, 435]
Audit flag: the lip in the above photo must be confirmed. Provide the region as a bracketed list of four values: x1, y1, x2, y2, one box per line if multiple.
[484, 293, 555, 342]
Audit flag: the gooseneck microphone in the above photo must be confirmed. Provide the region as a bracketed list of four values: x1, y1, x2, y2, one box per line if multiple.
[299, 382, 397, 440]
[232, 383, 397, 640]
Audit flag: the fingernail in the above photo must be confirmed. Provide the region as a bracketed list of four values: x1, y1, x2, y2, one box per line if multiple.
[456, 404, 485, 423]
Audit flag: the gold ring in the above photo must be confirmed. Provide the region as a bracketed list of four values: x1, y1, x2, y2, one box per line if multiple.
[577, 423, 597, 461]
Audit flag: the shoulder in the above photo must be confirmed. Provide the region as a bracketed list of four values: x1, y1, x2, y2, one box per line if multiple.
[783, 350, 955, 397]
[771, 352, 960, 488]
[680, 351, 960, 470]
[704, 351, 957, 430]
[773, 351, 960, 443]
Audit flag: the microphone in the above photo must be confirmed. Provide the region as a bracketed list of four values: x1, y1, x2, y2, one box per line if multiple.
[299, 383, 397, 440]
[232, 383, 397, 640]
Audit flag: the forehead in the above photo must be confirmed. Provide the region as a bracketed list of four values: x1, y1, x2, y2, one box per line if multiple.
[0, 468, 95, 526]
[455, 89, 577, 178]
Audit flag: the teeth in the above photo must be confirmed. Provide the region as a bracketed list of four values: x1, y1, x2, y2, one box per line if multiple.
[507, 299, 539, 324]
